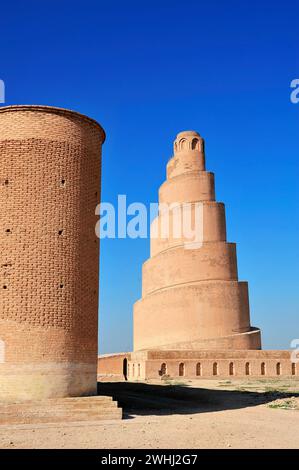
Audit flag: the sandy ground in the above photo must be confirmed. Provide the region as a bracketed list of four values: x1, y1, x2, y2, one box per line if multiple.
[0, 378, 298, 449]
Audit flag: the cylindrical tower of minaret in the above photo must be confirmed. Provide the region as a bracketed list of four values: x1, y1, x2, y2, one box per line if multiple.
[134, 131, 261, 351]
[0, 105, 105, 402]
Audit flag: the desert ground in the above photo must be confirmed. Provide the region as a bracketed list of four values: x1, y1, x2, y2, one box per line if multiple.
[0, 377, 298, 449]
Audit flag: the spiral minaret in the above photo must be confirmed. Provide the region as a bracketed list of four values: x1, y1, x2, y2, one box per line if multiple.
[134, 131, 261, 351]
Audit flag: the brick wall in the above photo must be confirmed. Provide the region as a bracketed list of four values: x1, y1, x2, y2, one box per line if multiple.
[127, 350, 298, 380]
[0, 106, 105, 401]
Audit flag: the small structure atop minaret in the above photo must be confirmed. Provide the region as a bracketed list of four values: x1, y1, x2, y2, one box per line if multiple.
[174, 130, 203, 152]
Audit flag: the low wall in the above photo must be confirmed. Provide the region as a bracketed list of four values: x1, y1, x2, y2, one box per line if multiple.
[128, 350, 298, 380]
[97, 353, 131, 379]
[98, 350, 298, 381]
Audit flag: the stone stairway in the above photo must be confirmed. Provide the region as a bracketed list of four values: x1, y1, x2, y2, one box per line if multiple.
[0, 396, 122, 425]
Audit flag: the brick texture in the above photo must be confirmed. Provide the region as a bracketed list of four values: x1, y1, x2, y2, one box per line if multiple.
[0, 106, 105, 401]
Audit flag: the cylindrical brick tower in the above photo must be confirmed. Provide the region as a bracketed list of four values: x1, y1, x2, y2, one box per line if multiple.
[134, 131, 261, 351]
[0, 105, 105, 402]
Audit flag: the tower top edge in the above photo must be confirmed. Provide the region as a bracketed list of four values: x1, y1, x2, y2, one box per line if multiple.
[0, 105, 106, 142]
[176, 130, 201, 139]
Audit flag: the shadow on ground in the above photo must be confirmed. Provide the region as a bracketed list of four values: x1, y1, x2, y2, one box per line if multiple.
[97, 381, 297, 419]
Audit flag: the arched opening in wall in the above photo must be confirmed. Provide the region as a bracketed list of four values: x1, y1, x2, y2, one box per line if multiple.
[196, 363, 202, 376]
[213, 362, 218, 376]
[179, 363, 185, 377]
[138, 364, 141, 377]
[132, 363, 135, 377]
[261, 362, 266, 376]
[292, 363, 296, 376]
[276, 362, 281, 376]
[179, 139, 188, 151]
[0, 340, 5, 364]
[159, 363, 167, 376]
[229, 362, 234, 376]
[245, 362, 250, 376]
[123, 358, 128, 381]
[191, 138, 199, 150]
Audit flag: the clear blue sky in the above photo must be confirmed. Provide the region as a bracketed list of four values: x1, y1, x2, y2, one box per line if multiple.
[1, 0, 298, 351]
